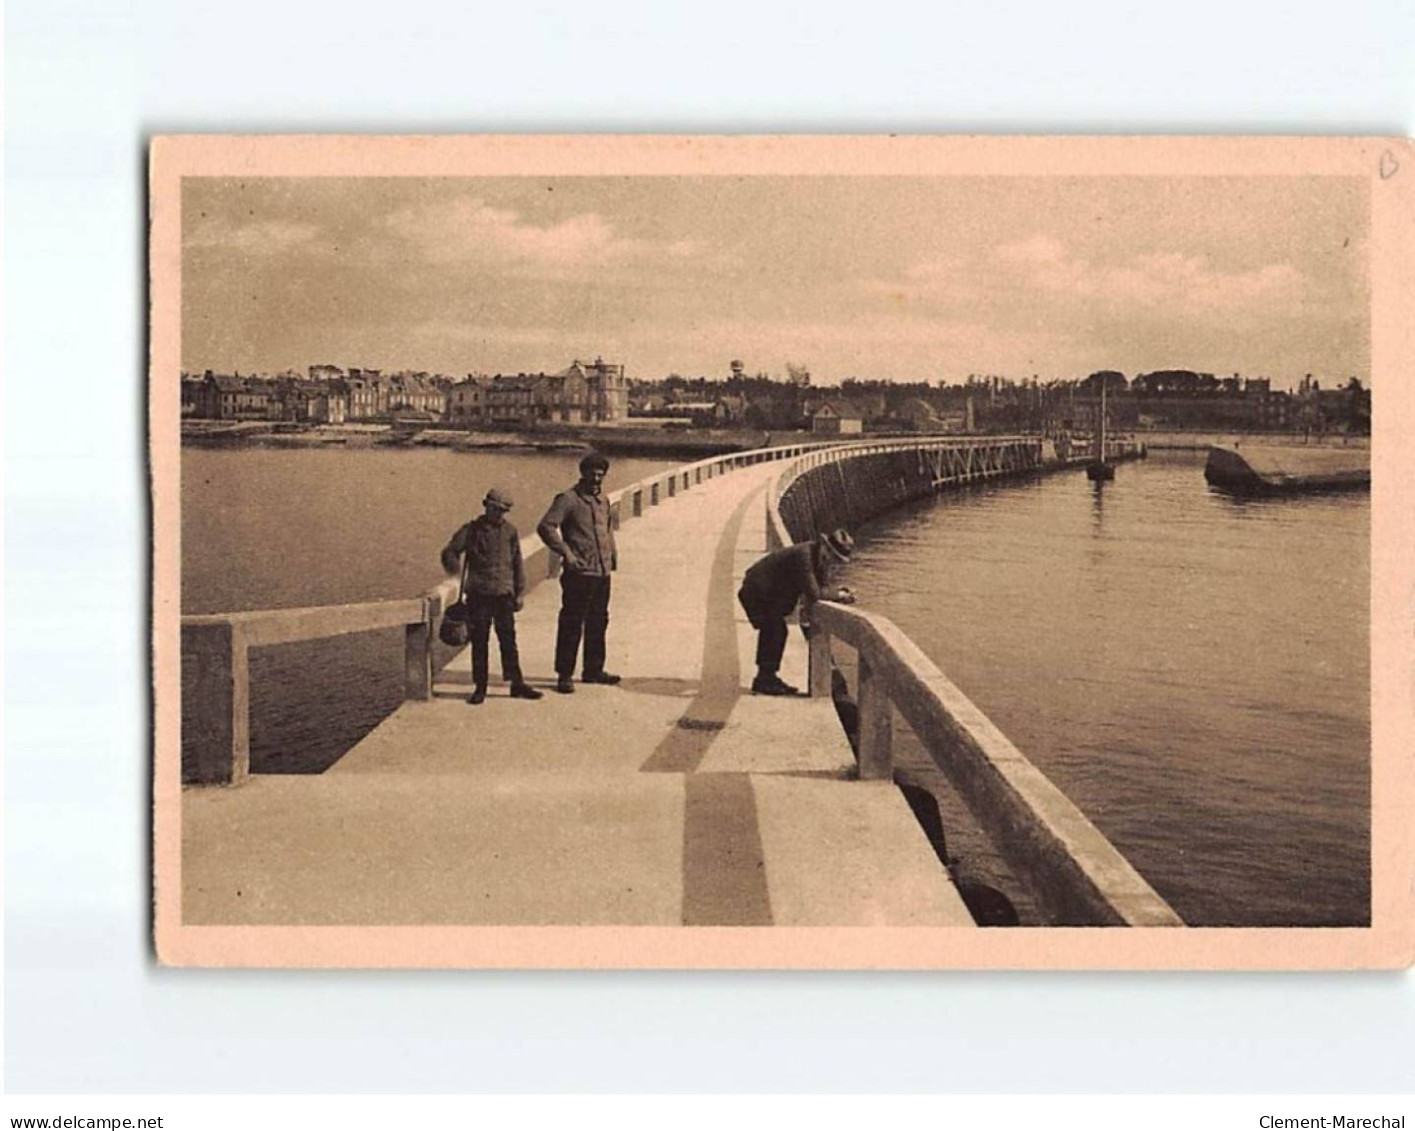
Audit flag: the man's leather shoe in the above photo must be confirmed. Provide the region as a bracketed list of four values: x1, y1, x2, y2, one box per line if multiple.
[751, 675, 800, 697]
[581, 671, 622, 685]
[555, 676, 575, 694]
[467, 687, 487, 705]
[510, 683, 543, 700]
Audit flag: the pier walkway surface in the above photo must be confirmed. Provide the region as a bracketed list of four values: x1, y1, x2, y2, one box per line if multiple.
[183, 461, 975, 927]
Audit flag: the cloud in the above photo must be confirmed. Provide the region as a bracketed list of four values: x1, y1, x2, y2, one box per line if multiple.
[843, 236, 1321, 379]
[406, 321, 573, 347]
[1125, 254, 1304, 309]
[186, 219, 321, 255]
[856, 254, 975, 305]
[991, 237, 1307, 311]
[382, 198, 702, 275]
[675, 312, 1067, 370]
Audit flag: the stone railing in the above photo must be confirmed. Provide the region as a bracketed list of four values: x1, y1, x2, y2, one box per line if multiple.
[766, 441, 1183, 927]
[180, 438, 843, 786]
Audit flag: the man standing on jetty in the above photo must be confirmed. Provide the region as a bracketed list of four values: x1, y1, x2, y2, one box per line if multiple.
[440, 488, 543, 706]
[538, 453, 620, 695]
[738, 528, 856, 696]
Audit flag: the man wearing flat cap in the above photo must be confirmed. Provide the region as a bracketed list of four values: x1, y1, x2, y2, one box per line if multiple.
[737, 527, 856, 696]
[538, 452, 620, 695]
[441, 487, 543, 705]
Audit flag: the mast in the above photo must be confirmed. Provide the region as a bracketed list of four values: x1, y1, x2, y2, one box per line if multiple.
[1098, 380, 1107, 463]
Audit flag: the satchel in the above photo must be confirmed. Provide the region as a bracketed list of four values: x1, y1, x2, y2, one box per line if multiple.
[438, 560, 471, 647]
[439, 602, 470, 647]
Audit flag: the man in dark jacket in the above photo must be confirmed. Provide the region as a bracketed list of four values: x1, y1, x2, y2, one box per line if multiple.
[537, 453, 620, 694]
[738, 528, 856, 696]
[441, 487, 543, 705]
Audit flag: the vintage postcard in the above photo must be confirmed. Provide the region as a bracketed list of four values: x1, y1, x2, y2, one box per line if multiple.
[151, 135, 1415, 968]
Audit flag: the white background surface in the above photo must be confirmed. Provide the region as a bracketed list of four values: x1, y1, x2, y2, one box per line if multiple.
[5, 0, 1415, 1094]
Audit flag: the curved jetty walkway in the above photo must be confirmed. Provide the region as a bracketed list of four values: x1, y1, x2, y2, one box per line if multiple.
[183, 459, 976, 926]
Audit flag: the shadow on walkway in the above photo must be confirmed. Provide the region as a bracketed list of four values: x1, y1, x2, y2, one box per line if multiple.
[639, 486, 758, 776]
[639, 483, 773, 926]
[615, 676, 701, 699]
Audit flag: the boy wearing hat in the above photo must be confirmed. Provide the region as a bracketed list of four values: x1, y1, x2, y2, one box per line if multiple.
[737, 528, 856, 696]
[537, 452, 620, 694]
[440, 488, 543, 705]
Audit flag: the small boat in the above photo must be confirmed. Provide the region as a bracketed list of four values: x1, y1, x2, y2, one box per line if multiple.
[1086, 381, 1115, 482]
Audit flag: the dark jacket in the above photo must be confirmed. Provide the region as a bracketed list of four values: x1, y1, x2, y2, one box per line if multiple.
[738, 542, 828, 619]
[441, 516, 526, 597]
[537, 485, 618, 577]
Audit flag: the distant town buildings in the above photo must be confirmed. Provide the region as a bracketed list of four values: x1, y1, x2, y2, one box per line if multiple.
[342, 370, 386, 419]
[615, 367, 1369, 435]
[180, 360, 1371, 437]
[810, 400, 864, 434]
[182, 356, 629, 427]
[281, 378, 347, 425]
[446, 358, 628, 426]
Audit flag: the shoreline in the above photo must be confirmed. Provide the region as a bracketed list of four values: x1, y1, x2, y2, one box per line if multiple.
[179, 421, 790, 458]
[180, 420, 1372, 460]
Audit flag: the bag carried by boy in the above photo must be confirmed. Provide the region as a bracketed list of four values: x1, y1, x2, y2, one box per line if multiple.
[438, 560, 471, 647]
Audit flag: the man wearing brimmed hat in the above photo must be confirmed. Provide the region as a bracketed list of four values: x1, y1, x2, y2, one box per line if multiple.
[537, 452, 620, 694]
[737, 528, 856, 696]
[440, 488, 543, 705]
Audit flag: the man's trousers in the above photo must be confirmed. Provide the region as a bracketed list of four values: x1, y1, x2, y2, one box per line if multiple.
[554, 572, 611, 678]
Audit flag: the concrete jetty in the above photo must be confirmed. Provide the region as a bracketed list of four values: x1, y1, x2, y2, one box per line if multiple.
[182, 458, 974, 928]
[176, 435, 1180, 948]
[1204, 443, 1370, 494]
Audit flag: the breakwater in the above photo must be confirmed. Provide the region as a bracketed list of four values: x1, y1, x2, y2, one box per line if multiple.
[775, 435, 1138, 540]
[1204, 444, 1370, 495]
[179, 435, 1182, 939]
[777, 436, 1039, 537]
[180, 441, 838, 784]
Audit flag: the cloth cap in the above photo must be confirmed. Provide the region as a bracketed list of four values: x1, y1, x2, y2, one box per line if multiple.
[483, 487, 514, 510]
[820, 528, 854, 562]
[579, 452, 611, 474]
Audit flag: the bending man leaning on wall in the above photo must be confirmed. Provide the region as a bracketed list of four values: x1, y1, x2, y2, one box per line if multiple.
[737, 528, 856, 696]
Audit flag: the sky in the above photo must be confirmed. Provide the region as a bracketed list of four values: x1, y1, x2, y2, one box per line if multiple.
[182, 176, 1370, 390]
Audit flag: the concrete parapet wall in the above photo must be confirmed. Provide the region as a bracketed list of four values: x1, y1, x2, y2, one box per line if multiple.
[812, 602, 1181, 926]
[780, 449, 935, 538]
[776, 437, 1043, 542]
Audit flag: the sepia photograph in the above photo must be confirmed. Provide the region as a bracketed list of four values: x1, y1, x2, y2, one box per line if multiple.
[150, 135, 1414, 968]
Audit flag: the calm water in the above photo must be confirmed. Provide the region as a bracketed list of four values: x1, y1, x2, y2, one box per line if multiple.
[181, 447, 679, 772]
[837, 451, 1370, 927]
